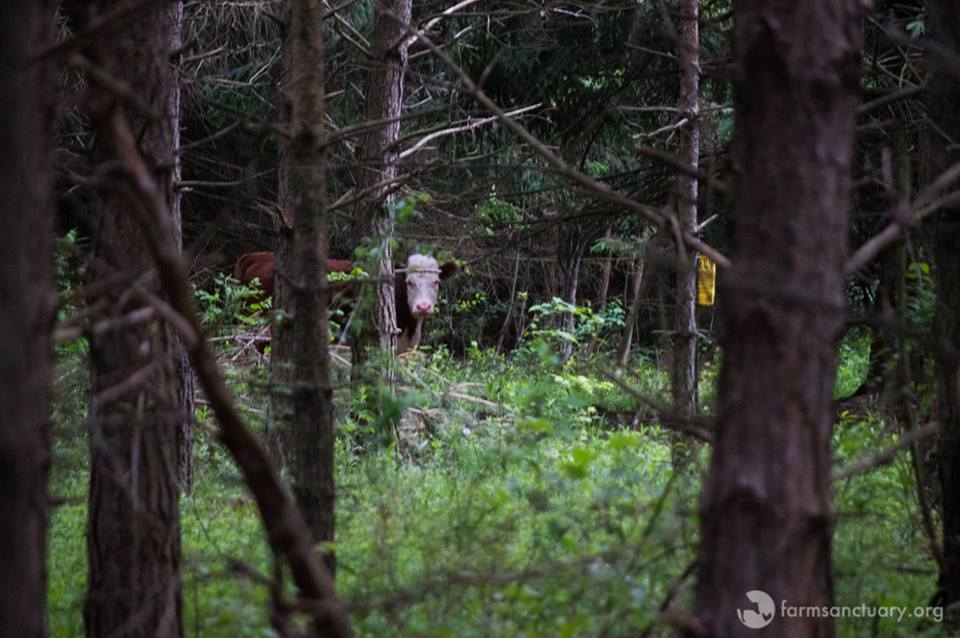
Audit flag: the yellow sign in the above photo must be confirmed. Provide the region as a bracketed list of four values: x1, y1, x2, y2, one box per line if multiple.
[697, 255, 716, 306]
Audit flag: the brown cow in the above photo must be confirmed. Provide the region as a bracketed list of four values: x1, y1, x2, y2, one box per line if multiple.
[233, 251, 457, 352]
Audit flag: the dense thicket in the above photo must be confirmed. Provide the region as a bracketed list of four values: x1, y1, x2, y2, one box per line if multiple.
[27, 0, 960, 636]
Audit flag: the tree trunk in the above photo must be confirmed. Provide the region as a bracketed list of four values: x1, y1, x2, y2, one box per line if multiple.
[351, 0, 413, 381]
[497, 246, 522, 353]
[671, 0, 700, 438]
[857, 133, 909, 399]
[927, 0, 960, 629]
[0, 3, 55, 636]
[64, 2, 186, 636]
[617, 256, 646, 365]
[69, 58, 352, 638]
[270, 3, 297, 464]
[691, 2, 863, 636]
[286, 0, 337, 561]
[597, 223, 614, 312]
[167, 3, 194, 493]
[558, 224, 586, 364]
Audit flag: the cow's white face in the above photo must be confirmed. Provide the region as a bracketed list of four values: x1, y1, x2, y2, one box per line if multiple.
[405, 254, 444, 318]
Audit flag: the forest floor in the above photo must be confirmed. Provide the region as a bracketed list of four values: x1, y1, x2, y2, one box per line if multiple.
[46, 329, 938, 637]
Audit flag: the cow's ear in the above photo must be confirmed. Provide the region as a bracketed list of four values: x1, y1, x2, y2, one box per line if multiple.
[439, 262, 458, 280]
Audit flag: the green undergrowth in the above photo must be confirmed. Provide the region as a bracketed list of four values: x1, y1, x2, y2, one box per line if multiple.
[46, 327, 938, 637]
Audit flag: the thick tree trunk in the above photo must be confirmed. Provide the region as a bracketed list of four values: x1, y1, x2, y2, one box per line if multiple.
[71, 68, 351, 638]
[691, 2, 863, 637]
[351, 0, 413, 379]
[286, 0, 336, 560]
[671, 0, 700, 433]
[927, 0, 960, 629]
[0, 3, 55, 636]
[65, 2, 186, 636]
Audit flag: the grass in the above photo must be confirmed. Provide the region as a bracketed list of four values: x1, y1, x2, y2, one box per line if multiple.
[45, 329, 939, 637]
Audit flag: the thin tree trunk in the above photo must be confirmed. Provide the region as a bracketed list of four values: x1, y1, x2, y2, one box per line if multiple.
[691, 2, 863, 636]
[166, 1, 194, 492]
[64, 2, 186, 635]
[559, 224, 586, 364]
[597, 223, 613, 312]
[927, 0, 960, 629]
[352, 0, 413, 381]
[269, 3, 297, 464]
[0, 3, 55, 636]
[671, 0, 700, 436]
[857, 133, 909, 399]
[286, 0, 336, 562]
[617, 256, 646, 365]
[497, 246, 522, 352]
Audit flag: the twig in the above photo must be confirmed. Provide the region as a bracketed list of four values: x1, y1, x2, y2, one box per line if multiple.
[398, 104, 541, 160]
[832, 421, 940, 482]
[598, 367, 714, 443]
[404, 0, 483, 48]
[91, 360, 161, 409]
[54, 306, 157, 343]
[397, 17, 731, 269]
[635, 146, 728, 195]
[857, 84, 925, 115]
[847, 161, 960, 274]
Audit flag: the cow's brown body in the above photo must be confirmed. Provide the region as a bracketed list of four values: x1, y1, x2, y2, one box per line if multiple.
[233, 251, 456, 352]
[233, 251, 353, 296]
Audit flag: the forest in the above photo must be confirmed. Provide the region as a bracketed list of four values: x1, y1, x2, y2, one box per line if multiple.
[4, 0, 960, 636]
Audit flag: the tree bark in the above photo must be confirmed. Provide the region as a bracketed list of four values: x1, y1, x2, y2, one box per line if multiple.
[597, 223, 614, 312]
[64, 2, 186, 636]
[66, 6, 351, 635]
[270, 4, 297, 464]
[167, 2, 194, 493]
[286, 0, 337, 562]
[75, 90, 352, 638]
[671, 0, 700, 437]
[617, 255, 647, 365]
[692, 2, 863, 636]
[0, 3, 55, 636]
[351, 0, 413, 379]
[558, 223, 587, 364]
[927, 0, 960, 630]
[497, 246, 522, 352]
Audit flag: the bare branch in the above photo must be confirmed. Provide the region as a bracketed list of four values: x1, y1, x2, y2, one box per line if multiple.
[847, 161, 960, 274]
[598, 367, 714, 443]
[399, 103, 542, 160]
[399, 18, 732, 269]
[832, 421, 941, 482]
